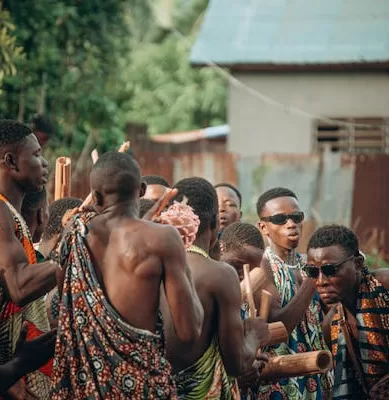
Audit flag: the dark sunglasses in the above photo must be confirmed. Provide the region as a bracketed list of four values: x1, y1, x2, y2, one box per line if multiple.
[303, 255, 354, 279]
[260, 211, 304, 225]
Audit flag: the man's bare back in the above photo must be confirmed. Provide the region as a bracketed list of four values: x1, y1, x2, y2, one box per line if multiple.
[86, 214, 182, 333]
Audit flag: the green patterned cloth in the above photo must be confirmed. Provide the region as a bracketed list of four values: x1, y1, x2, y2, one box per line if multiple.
[175, 336, 240, 400]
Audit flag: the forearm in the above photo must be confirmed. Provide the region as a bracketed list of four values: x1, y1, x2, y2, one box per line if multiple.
[10, 261, 59, 306]
[269, 280, 315, 333]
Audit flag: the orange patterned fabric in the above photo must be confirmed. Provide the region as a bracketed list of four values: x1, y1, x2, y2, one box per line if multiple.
[0, 193, 52, 399]
[330, 267, 389, 399]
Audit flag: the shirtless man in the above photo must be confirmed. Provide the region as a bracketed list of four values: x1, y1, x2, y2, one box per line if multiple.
[163, 177, 269, 399]
[51, 152, 203, 399]
[142, 175, 170, 201]
[0, 120, 59, 399]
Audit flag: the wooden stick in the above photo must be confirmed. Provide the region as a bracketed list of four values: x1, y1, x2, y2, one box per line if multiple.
[240, 267, 270, 301]
[54, 157, 71, 200]
[259, 351, 333, 380]
[243, 264, 256, 318]
[267, 322, 288, 346]
[259, 290, 272, 321]
[80, 141, 131, 210]
[91, 149, 99, 164]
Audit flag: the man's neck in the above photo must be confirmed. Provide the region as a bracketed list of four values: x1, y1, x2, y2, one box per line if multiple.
[342, 274, 361, 316]
[0, 174, 25, 212]
[193, 234, 211, 253]
[99, 200, 139, 220]
[270, 244, 298, 265]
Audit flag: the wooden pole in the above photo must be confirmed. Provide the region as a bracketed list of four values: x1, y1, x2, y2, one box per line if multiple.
[259, 289, 272, 321]
[54, 157, 71, 200]
[241, 267, 270, 301]
[259, 351, 333, 380]
[267, 322, 288, 346]
[243, 264, 256, 318]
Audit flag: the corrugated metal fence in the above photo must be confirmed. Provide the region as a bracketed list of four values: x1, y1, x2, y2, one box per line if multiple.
[61, 149, 389, 260]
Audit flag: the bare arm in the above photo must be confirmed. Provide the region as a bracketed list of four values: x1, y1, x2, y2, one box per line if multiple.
[0, 203, 58, 306]
[161, 225, 203, 343]
[215, 263, 269, 376]
[259, 256, 315, 334]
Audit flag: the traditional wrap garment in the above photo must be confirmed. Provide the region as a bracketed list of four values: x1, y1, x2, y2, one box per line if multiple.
[0, 194, 52, 399]
[256, 247, 333, 400]
[176, 245, 240, 400]
[331, 267, 389, 399]
[50, 212, 176, 399]
[175, 336, 241, 400]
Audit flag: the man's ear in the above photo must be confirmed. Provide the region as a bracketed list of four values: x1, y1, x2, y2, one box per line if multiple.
[140, 181, 147, 198]
[257, 220, 268, 235]
[92, 190, 103, 206]
[355, 253, 365, 270]
[4, 152, 18, 171]
[239, 210, 243, 220]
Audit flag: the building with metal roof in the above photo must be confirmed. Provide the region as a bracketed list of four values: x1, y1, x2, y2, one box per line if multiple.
[190, 0, 389, 157]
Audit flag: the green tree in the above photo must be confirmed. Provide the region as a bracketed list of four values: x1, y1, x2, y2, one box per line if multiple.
[0, 3, 23, 93]
[120, 0, 227, 135]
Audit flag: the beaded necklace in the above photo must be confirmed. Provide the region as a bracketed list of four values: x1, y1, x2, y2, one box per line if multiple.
[186, 244, 210, 259]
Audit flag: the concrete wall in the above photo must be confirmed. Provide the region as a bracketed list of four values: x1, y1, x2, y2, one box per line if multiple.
[228, 72, 389, 157]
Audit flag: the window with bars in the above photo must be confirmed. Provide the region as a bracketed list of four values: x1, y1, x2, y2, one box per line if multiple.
[314, 118, 389, 153]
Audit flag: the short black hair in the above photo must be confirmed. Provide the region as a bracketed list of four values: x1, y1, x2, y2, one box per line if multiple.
[214, 183, 242, 208]
[21, 188, 47, 217]
[307, 225, 360, 257]
[256, 187, 297, 216]
[29, 114, 54, 136]
[91, 152, 141, 199]
[42, 197, 82, 240]
[173, 177, 218, 235]
[139, 198, 156, 218]
[220, 222, 264, 253]
[142, 175, 170, 187]
[0, 120, 33, 148]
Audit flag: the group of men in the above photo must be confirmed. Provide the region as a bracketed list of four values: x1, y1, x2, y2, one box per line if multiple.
[0, 119, 388, 399]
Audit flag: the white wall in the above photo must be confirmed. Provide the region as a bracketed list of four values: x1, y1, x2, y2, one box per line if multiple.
[228, 72, 389, 157]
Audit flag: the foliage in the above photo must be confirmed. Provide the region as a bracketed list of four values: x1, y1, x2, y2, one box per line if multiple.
[0, 4, 23, 93]
[365, 253, 389, 270]
[0, 0, 226, 154]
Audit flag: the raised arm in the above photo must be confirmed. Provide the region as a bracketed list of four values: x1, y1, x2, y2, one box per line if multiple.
[0, 203, 58, 306]
[161, 225, 203, 343]
[215, 263, 269, 376]
[258, 256, 315, 334]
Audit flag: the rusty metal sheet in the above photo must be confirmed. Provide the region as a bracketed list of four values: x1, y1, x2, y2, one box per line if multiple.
[352, 154, 389, 261]
[173, 153, 237, 186]
[315, 152, 355, 227]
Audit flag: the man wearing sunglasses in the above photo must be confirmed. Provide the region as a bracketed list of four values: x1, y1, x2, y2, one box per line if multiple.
[307, 225, 389, 400]
[256, 187, 333, 399]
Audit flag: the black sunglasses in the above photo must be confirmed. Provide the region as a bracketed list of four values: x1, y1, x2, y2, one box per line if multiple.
[303, 255, 354, 279]
[260, 211, 304, 225]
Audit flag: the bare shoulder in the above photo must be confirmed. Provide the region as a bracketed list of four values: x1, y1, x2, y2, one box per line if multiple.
[209, 260, 240, 294]
[0, 201, 16, 237]
[372, 268, 389, 291]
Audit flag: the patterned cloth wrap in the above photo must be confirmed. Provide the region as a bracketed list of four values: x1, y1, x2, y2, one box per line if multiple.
[331, 267, 389, 400]
[175, 336, 241, 400]
[0, 194, 52, 399]
[50, 212, 177, 399]
[255, 248, 333, 400]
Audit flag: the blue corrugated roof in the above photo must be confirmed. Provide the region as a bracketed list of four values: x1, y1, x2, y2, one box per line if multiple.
[190, 0, 389, 65]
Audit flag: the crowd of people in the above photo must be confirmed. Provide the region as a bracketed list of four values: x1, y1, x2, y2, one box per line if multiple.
[0, 119, 388, 399]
